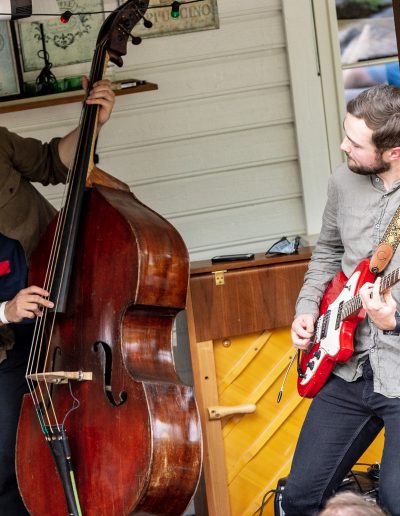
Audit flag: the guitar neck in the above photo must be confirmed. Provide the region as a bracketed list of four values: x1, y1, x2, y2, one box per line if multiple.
[341, 266, 400, 320]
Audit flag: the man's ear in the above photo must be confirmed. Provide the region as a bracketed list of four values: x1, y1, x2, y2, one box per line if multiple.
[387, 147, 400, 161]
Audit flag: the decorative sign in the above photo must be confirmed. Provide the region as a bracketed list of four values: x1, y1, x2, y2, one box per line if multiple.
[122, 0, 219, 38]
[0, 22, 20, 97]
[18, 0, 105, 72]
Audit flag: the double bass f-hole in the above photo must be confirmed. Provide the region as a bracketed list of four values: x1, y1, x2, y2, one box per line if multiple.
[93, 340, 128, 406]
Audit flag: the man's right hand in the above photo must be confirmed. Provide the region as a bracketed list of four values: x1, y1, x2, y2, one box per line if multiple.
[4, 286, 54, 323]
[291, 314, 315, 350]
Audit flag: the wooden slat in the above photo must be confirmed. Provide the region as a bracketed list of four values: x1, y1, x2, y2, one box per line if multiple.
[186, 288, 231, 516]
[218, 331, 272, 393]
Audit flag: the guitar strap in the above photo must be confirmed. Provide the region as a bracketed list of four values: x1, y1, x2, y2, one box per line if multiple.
[370, 204, 400, 273]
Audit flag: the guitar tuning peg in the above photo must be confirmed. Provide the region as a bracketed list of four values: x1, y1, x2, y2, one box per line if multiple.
[130, 35, 142, 45]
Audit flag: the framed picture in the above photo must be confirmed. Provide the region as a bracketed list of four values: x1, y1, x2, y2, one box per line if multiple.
[119, 0, 219, 39]
[17, 0, 105, 73]
[0, 21, 22, 100]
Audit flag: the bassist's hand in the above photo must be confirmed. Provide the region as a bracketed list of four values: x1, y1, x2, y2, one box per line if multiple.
[3, 286, 54, 323]
[359, 277, 397, 331]
[291, 314, 315, 349]
[83, 76, 116, 128]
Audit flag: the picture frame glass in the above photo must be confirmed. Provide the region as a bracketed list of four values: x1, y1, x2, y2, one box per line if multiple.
[336, 0, 397, 65]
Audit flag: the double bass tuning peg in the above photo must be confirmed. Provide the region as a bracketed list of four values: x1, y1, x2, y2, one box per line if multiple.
[143, 17, 153, 28]
[129, 16, 152, 45]
[130, 35, 142, 45]
[119, 12, 152, 46]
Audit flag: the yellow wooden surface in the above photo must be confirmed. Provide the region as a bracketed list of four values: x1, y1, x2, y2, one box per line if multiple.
[213, 328, 384, 516]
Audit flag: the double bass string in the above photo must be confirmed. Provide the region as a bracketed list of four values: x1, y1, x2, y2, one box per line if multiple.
[25, 39, 108, 434]
[25, 163, 80, 433]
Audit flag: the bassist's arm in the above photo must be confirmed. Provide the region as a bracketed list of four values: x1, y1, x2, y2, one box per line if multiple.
[58, 78, 115, 168]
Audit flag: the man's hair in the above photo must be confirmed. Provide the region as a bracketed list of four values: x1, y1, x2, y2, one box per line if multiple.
[319, 492, 386, 516]
[347, 84, 400, 152]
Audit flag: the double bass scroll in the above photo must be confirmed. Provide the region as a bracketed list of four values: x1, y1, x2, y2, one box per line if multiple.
[15, 1, 202, 514]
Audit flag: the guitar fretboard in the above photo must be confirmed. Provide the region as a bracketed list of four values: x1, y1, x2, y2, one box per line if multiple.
[341, 267, 400, 321]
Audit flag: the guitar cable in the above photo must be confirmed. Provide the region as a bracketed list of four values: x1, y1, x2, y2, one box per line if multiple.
[277, 351, 299, 403]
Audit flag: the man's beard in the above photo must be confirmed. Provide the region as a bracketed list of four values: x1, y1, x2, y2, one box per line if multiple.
[346, 153, 390, 176]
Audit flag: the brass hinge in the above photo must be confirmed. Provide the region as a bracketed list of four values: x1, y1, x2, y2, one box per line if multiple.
[212, 270, 227, 285]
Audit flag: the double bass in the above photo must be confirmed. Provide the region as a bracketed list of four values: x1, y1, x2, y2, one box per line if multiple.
[15, 1, 202, 514]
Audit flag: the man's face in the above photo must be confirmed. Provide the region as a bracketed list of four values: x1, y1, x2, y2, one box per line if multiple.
[340, 113, 390, 175]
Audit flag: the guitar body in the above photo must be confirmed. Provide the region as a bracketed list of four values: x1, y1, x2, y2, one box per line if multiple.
[297, 259, 375, 398]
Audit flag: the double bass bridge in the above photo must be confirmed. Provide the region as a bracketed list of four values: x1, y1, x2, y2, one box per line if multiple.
[26, 371, 93, 384]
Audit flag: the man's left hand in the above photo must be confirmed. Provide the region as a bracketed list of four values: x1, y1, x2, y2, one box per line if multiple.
[83, 76, 115, 127]
[359, 277, 397, 330]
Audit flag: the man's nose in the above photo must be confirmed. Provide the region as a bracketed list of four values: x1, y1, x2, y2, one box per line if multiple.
[340, 136, 350, 153]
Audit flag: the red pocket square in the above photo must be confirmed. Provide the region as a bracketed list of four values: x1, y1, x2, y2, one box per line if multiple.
[0, 260, 11, 276]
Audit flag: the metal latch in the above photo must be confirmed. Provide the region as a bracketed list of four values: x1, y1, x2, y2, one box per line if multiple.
[212, 270, 227, 285]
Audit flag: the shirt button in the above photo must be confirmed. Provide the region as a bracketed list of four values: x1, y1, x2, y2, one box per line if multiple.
[375, 224, 380, 229]
[370, 348, 375, 353]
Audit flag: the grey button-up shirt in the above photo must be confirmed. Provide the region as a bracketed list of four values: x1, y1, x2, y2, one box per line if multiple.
[296, 163, 400, 397]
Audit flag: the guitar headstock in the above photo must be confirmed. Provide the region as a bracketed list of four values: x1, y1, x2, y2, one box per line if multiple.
[97, 0, 150, 67]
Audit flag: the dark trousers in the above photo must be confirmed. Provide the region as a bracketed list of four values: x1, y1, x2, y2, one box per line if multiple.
[281, 360, 400, 516]
[0, 328, 31, 516]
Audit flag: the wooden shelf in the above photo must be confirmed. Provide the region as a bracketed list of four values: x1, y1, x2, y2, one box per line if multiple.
[0, 81, 158, 114]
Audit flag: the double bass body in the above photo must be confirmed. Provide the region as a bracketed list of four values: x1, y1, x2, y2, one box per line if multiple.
[16, 184, 202, 515]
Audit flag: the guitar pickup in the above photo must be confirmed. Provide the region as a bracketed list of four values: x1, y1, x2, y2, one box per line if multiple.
[320, 311, 330, 339]
[335, 301, 344, 330]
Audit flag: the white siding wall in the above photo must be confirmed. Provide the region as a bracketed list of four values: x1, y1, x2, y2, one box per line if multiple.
[4, 0, 309, 261]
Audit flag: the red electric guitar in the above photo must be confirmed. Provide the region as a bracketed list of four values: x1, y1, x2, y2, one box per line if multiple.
[297, 259, 400, 398]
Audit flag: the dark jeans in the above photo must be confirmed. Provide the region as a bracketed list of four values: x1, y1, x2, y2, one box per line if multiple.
[282, 360, 400, 516]
[0, 327, 31, 516]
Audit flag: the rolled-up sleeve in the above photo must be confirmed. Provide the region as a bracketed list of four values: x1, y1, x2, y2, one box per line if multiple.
[0, 126, 68, 187]
[0, 126, 68, 258]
